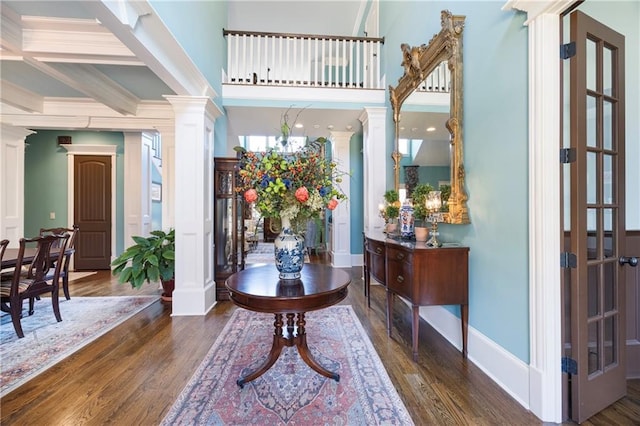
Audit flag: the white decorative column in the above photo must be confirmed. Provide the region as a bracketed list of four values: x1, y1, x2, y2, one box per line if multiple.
[165, 96, 222, 316]
[0, 125, 32, 246]
[329, 131, 353, 268]
[359, 107, 387, 234]
[156, 124, 176, 230]
[503, 1, 573, 422]
[123, 132, 154, 245]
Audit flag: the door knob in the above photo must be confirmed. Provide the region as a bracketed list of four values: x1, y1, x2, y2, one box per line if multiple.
[619, 256, 639, 267]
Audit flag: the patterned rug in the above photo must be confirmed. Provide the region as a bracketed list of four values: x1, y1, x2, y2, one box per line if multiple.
[0, 296, 158, 397]
[162, 305, 414, 425]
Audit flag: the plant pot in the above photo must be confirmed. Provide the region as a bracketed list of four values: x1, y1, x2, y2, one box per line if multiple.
[415, 226, 429, 242]
[385, 221, 398, 234]
[161, 278, 175, 302]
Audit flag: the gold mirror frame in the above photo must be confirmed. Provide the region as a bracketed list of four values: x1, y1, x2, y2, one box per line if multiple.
[389, 10, 469, 224]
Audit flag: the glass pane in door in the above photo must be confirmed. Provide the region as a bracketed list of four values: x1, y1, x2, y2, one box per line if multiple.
[587, 264, 599, 317]
[604, 100, 613, 150]
[604, 316, 616, 367]
[588, 321, 600, 375]
[587, 95, 597, 148]
[603, 261, 615, 312]
[603, 46, 613, 96]
[586, 38, 596, 91]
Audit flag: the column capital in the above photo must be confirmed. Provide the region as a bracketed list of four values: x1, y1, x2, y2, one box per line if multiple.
[164, 95, 223, 121]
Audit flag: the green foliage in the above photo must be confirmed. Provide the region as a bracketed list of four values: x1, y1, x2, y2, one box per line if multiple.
[111, 229, 175, 290]
[383, 189, 399, 204]
[439, 184, 451, 211]
[411, 183, 434, 221]
[385, 205, 400, 219]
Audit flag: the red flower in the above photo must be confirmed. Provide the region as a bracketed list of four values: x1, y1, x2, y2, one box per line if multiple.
[327, 199, 338, 210]
[244, 188, 258, 203]
[295, 187, 309, 203]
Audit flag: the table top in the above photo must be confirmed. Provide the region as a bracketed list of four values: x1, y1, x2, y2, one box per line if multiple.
[1, 247, 72, 270]
[226, 264, 351, 313]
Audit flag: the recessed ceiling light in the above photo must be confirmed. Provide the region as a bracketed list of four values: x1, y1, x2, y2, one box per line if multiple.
[426, 126, 436, 132]
[313, 124, 320, 129]
[327, 124, 334, 130]
[294, 123, 303, 129]
[400, 126, 405, 131]
[346, 125, 353, 130]
[411, 127, 418, 132]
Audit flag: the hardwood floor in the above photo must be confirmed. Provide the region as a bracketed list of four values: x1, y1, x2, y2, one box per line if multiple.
[1, 257, 638, 425]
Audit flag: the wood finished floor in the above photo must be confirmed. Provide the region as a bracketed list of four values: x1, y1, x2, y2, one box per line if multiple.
[1, 256, 638, 425]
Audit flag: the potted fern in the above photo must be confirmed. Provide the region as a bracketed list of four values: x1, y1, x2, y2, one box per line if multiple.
[111, 228, 175, 302]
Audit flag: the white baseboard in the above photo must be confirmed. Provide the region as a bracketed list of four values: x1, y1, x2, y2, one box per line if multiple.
[412, 303, 531, 410]
[331, 251, 352, 268]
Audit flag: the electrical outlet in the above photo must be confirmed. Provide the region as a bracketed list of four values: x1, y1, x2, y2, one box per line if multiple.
[50, 212, 55, 220]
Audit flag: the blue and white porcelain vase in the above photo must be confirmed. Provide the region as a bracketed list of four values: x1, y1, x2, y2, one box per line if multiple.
[400, 199, 415, 240]
[274, 216, 305, 280]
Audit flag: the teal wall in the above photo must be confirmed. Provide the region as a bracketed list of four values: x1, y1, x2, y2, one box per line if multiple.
[24, 130, 125, 253]
[149, 0, 230, 157]
[381, 2, 530, 361]
[350, 134, 364, 255]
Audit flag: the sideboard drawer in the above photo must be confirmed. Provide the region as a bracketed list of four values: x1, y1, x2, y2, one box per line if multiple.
[386, 257, 412, 299]
[367, 239, 386, 285]
[386, 246, 413, 264]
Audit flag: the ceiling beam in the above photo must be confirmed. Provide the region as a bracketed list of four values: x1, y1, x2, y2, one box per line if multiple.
[0, 80, 43, 113]
[23, 58, 140, 116]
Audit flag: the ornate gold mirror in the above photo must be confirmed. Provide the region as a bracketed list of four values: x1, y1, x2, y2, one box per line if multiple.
[389, 10, 469, 224]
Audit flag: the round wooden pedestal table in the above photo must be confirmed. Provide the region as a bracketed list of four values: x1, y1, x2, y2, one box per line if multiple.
[225, 264, 350, 388]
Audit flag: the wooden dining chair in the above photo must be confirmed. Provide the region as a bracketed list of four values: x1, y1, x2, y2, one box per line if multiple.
[0, 234, 69, 338]
[0, 239, 8, 263]
[39, 225, 79, 300]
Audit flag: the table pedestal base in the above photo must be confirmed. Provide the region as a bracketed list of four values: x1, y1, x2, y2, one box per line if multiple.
[236, 312, 340, 388]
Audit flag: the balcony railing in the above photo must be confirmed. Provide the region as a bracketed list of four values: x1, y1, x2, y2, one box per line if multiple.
[223, 29, 385, 90]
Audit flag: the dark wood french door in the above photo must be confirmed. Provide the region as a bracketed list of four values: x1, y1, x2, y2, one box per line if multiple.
[73, 155, 112, 270]
[563, 10, 631, 423]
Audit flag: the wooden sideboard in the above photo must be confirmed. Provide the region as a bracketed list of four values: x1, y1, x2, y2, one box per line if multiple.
[364, 232, 469, 361]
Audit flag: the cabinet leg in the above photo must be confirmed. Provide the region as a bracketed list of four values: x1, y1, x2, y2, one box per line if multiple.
[461, 304, 468, 358]
[412, 305, 419, 362]
[386, 290, 393, 336]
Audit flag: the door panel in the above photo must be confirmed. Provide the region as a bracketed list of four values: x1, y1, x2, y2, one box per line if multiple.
[568, 10, 626, 423]
[74, 155, 112, 270]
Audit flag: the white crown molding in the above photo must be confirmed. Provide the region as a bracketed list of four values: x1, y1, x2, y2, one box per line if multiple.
[60, 144, 118, 155]
[18, 15, 135, 60]
[503, 0, 574, 24]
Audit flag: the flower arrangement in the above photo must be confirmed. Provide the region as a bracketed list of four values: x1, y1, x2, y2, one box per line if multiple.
[234, 137, 348, 231]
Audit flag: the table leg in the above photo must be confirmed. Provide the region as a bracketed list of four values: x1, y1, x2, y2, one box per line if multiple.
[236, 312, 340, 388]
[236, 314, 286, 388]
[295, 313, 340, 382]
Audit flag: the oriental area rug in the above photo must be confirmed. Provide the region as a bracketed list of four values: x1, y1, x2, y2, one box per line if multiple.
[162, 305, 414, 425]
[0, 296, 158, 397]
